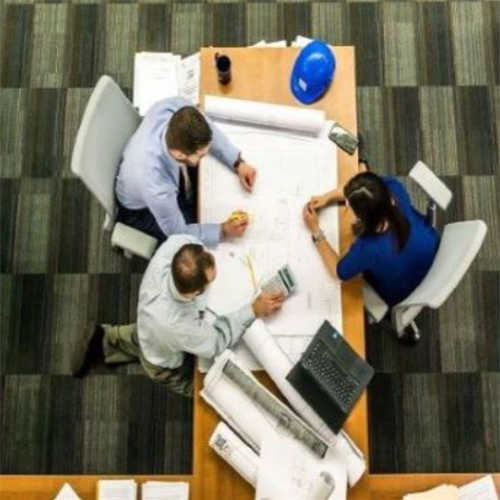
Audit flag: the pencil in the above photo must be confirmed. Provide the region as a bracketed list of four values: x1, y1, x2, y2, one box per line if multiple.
[246, 255, 258, 291]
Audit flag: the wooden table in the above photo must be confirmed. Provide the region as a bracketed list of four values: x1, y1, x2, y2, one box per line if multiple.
[0, 47, 498, 500]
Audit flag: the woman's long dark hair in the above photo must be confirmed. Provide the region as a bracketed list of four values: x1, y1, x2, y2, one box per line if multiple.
[343, 172, 410, 251]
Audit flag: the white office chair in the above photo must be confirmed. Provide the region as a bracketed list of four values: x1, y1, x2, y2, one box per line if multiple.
[71, 75, 158, 260]
[363, 162, 487, 338]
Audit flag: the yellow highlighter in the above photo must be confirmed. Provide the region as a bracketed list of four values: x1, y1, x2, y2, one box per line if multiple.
[229, 210, 249, 222]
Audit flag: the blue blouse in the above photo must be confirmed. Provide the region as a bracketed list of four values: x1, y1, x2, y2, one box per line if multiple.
[337, 177, 439, 306]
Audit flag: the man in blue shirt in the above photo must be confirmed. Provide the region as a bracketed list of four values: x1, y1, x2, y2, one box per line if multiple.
[115, 97, 257, 247]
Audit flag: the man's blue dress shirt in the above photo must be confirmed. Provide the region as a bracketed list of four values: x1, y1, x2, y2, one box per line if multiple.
[116, 97, 240, 247]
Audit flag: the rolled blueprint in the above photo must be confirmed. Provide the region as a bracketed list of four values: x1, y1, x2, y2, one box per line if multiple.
[209, 422, 259, 486]
[204, 95, 326, 135]
[243, 319, 366, 487]
[223, 358, 328, 458]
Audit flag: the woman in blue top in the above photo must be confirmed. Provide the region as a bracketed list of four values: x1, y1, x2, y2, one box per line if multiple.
[303, 170, 439, 343]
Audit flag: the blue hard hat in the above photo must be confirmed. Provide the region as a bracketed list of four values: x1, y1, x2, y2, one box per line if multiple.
[290, 41, 336, 105]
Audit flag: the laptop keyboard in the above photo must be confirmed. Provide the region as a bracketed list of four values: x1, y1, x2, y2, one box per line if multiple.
[302, 341, 360, 412]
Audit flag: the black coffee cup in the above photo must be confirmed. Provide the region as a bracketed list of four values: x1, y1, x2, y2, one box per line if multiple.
[215, 53, 231, 85]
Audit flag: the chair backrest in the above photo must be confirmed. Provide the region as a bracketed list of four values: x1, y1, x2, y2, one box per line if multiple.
[392, 220, 487, 333]
[71, 75, 141, 223]
[409, 161, 453, 211]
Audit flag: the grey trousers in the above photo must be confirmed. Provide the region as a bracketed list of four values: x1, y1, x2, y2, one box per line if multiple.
[102, 324, 194, 397]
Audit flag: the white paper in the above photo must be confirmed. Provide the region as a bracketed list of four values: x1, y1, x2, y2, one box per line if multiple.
[404, 485, 458, 500]
[256, 430, 347, 500]
[200, 122, 343, 363]
[98, 480, 137, 500]
[209, 422, 260, 485]
[179, 52, 200, 105]
[204, 96, 326, 135]
[54, 484, 82, 500]
[292, 35, 315, 48]
[459, 476, 499, 500]
[134, 52, 180, 116]
[142, 481, 189, 500]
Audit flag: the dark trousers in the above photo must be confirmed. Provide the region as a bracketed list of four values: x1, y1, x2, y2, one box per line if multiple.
[116, 166, 199, 243]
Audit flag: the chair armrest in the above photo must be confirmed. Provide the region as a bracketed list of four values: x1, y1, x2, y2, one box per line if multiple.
[111, 222, 158, 260]
[362, 281, 389, 323]
[409, 161, 453, 211]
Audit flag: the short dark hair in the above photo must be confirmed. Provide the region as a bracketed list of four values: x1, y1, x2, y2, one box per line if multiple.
[171, 244, 215, 294]
[166, 106, 213, 155]
[344, 172, 410, 251]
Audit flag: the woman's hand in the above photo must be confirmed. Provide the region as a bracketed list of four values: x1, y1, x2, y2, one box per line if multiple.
[310, 194, 330, 210]
[302, 202, 320, 234]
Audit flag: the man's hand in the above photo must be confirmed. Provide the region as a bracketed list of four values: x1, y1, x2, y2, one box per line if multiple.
[221, 215, 249, 239]
[302, 202, 320, 234]
[237, 162, 257, 192]
[252, 292, 285, 318]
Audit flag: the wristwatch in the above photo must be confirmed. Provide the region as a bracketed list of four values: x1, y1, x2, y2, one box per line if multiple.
[312, 230, 326, 245]
[234, 155, 244, 170]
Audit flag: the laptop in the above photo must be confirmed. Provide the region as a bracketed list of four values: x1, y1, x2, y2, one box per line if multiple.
[286, 320, 374, 433]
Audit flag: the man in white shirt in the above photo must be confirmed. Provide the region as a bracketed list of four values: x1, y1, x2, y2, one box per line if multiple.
[72, 235, 284, 397]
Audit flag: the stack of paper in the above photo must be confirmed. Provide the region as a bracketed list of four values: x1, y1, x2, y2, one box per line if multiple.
[133, 51, 200, 116]
[54, 484, 81, 500]
[404, 485, 458, 500]
[97, 480, 137, 500]
[142, 481, 189, 500]
[459, 475, 499, 500]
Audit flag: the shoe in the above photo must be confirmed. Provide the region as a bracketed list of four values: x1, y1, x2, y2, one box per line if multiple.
[398, 327, 421, 346]
[71, 324, 105, 377]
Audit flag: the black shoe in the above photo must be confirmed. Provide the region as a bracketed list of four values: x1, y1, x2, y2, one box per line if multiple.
[71, 324, 105, 377]
[398, 327, 421, 346]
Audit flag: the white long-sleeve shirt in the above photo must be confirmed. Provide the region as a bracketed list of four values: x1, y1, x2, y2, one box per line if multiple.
[137, 235, 255, 368]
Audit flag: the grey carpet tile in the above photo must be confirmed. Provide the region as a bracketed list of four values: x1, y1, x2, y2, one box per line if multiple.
[382, 2, 418, 87]
[170, 3, 205, 55]
[246, 4, 280, 46]
[311, 3, 348, 47]
[0, 90, 28, 178]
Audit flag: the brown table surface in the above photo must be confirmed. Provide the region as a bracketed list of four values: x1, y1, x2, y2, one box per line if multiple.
[1, 47, 498, 500]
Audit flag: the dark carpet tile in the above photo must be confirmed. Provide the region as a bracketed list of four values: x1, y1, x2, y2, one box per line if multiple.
[278, 4, 312, 45]
[0, 4, 33, 88]
[474, 271, 500, 372]
[210, 4, 247, 48]
[417, 2, 455, 86]
[0, 180, 19, 273]
[67, 4, 104, 88]
[348, 3, 383, 86]
[388, 87, 423, 175]
[367, 373, 405, 473]
[88, 274, 136, 326]
[366, 310, 442, 374]
[455, 86, 499, 176]
[481, 374, 500, 471]
[402, 375, 450, 473]
[22, 89, 67, 179]
[1, 375, 51, 473]
[46, 376, 84, 473]
[1, 275, 52, 375]
[137, 4, 172, 53]
[56, 179, 90, 273]
[439, 374, 487, 472]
